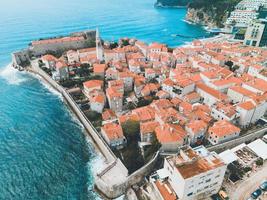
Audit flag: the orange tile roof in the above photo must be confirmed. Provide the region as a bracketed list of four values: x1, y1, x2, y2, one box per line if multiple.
[151, 99, 172, 110]
[237, 101, 255, 111]
[197, 83, 228, 101]
[83, 80, 103, 89]
[214, 102, 236, 118]
[245, 78, 267, 93]
[155, 124, 186, 144]
[155, 180, 177, 200]
[132, 106, 155, 122]
[106, 87, 123, 98]
[229, 86, 256, 97]
[55, 60, 67, 69]
[156, 90, 170, 98]
[42, 54, 57, 62]
[180, 101, 193, 113]
[163, 78, 174, 87]
[102, 109, 116, 121]
[101, 123, 124, 140]
[80, 54, 97, 63]
[78, 47, 96, 53]
[170, 148, 225, 179]
[184, 92, 200, 102]
[91, 94, 105, 104]
[186, 120, 207, 134]
[209, 120, 240, 137]
[171, 97, 183, 107]
[93, 64, 106, 73]
[32, 36, 84, 45]
[140, 121, 159, 135]
[190, 109, 212, 124]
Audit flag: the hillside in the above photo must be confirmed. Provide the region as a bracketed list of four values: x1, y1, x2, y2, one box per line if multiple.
[155, 0, 192, 7]
[186, 0, 241, 27]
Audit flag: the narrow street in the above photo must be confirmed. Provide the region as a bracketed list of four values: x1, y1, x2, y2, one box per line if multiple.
[229, 162, 267, 200]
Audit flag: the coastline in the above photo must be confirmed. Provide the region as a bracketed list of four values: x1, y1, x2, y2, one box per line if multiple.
[26, 63, 109, 171]
[11, 32, 226, 199]
[21, 61, 161, 199]
[26, 63, 117, 163]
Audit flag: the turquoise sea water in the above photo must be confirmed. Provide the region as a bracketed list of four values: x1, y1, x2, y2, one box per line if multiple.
[0, 0, 207, 199]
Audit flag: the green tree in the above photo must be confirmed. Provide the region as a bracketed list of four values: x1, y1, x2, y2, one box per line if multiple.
[243, 166, 252, 173]
[256, 159, 263, 166]
[137, 98, 152, 108]
[84, 110, 102, 122]
[119, 142, 144, 173]
[225, 60, 233, 68]
[122, 120, 140, 142]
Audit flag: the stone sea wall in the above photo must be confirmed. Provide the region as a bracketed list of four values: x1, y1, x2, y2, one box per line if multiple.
[30, 63, 116, 162]
[95, 151, 160, 199]
[30, 63, 161, 199]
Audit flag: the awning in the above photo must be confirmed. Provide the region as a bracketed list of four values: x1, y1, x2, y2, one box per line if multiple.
[247, 139, 267, 160]
[219, 149, 238, 164]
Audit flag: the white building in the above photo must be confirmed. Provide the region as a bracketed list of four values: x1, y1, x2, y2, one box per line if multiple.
[163, 146, 227, 200]
[66, 50, 79, 64]
[185, 120, 208, 145]
[101, 123, 127, 149]
[196, 83, 228, 106]
[226, 10, 258, 27]
[236, 99, 267, 127]
[208, 120, 240, 145]
[52, 61, 69, 81]
[41, 54, 57, 69]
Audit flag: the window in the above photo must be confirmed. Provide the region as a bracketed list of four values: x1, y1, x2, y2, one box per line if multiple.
[215, 174, 220, 178]
[187, 192, 193, 196]
[206, 179, 211, 183]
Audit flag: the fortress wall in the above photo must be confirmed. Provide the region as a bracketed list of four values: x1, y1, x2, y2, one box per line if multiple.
[31, 63, 116, 163]
[12, 50, 30, 67]
[30, 63, 161, 199]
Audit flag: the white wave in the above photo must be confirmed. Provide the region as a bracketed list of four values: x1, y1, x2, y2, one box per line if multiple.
[0, 63, 28, 85]
[182, 19, 194, 25]
[89, 152, 107, 175]
[31, 73, 64, 101]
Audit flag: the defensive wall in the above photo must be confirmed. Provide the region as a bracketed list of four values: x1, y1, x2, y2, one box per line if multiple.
[12, 30, 96, 67]
[29, 63, 161, 199]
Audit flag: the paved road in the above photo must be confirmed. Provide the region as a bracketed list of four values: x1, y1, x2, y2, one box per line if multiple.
[230, 163, 267, 200]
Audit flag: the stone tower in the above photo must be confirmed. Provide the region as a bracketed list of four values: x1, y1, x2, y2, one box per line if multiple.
[96, 28, 104, 62]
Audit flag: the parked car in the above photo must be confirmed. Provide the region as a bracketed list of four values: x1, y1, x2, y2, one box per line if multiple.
[260, 181, 267, 191]
[211, 194, 221, 200]
[251, 189, 262, 199]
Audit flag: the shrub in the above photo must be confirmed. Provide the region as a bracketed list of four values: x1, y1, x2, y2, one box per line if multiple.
[84, 110, 102, 122]
[243, 166, 252, 173]
[256, 159, 263, 166]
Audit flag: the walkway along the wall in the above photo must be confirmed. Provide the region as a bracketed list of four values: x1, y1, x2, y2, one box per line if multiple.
[29, 63, 161, 199]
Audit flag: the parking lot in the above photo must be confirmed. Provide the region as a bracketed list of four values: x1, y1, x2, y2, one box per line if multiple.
[228, 162, 267, 199]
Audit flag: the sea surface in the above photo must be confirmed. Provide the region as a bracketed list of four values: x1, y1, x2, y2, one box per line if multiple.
[0, 0, 207, 199]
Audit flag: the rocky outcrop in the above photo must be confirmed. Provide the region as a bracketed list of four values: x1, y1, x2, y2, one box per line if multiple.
[185, 7, 228, 28]
[155, 0, 192, 7]
[186, 0, 241, 28]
